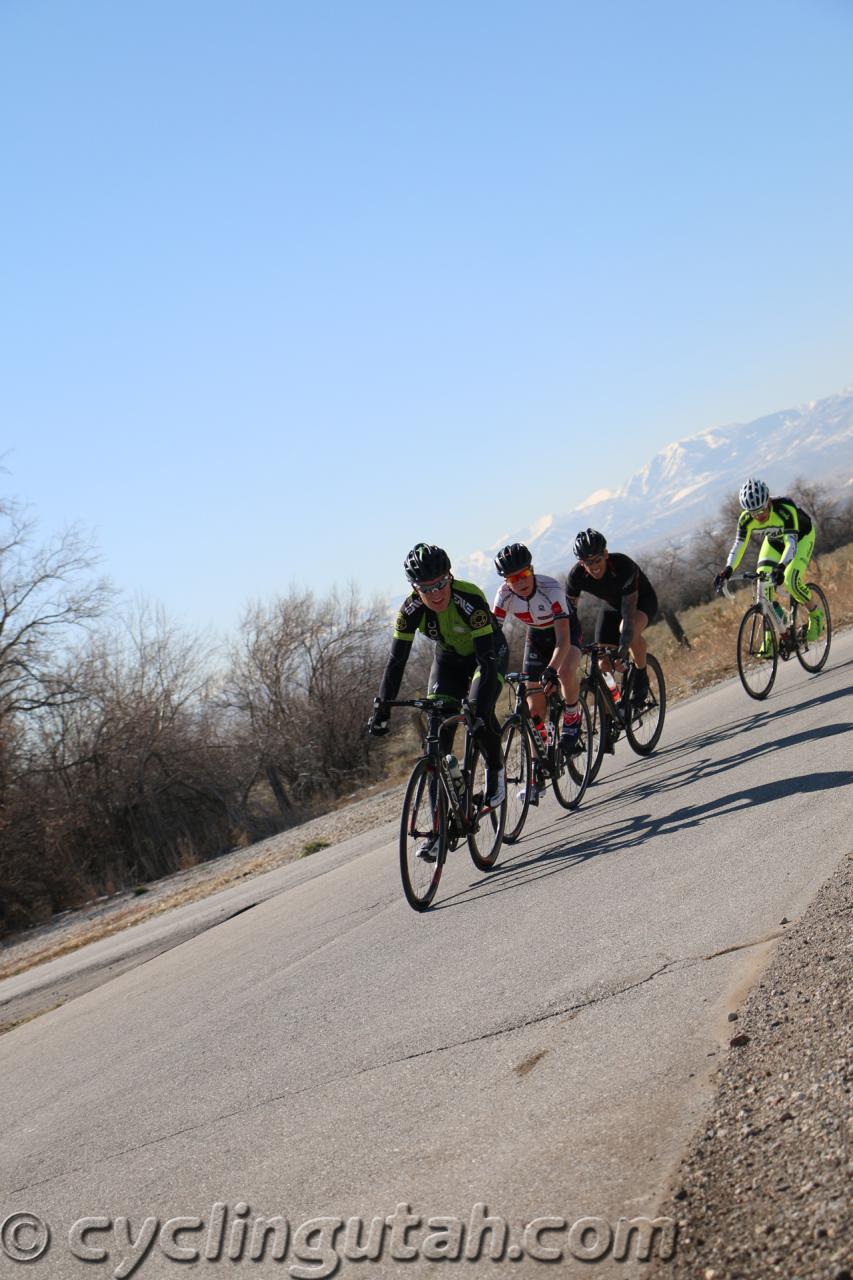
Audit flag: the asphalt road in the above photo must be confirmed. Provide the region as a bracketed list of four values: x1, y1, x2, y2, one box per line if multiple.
[1, 632, 851, 1279]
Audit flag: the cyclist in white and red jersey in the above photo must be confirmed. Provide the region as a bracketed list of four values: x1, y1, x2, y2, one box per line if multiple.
[492, 544, 584, 780]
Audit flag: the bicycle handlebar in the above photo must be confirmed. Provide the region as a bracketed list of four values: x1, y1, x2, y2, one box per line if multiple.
[720, 571, 769, 602]
[379, 696, 483, 734]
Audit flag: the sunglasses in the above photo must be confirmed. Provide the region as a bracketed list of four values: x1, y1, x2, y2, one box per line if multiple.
[581, 555, 605, 568]
[506, 567, 534, 584]
[415, 575, 451, 595]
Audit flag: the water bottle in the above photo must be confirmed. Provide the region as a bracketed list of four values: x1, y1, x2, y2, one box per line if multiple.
[546, 719, 556, 747]
[445, 754, 465, 798]
[772, 601, 785, 624]
[604, 670, 621, 703]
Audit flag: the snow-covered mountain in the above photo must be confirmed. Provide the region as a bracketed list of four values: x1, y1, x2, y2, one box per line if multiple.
[458, 386, 853, 590]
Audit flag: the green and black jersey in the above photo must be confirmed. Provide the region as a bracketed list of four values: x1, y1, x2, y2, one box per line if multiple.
[726, 497, 814, 571]
[391, 579, 497, 656]
[379, 578, 503, 705]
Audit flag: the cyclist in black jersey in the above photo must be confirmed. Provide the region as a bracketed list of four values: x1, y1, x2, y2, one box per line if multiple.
[566, 529, 659, 701]
[368, 544, 508, 850]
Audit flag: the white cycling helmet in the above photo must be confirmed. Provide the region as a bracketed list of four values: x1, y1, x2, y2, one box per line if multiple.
[739, 477, 770, 513]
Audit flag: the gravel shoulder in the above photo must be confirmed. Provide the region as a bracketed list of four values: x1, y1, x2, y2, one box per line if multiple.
[654, 852, 852, 1280]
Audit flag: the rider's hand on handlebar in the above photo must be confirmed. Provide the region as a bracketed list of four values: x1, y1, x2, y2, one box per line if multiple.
[769, 565, 785, 587]
[367, 699, 390, 737]
[616, 643, 631, 663]
[541, 665, 559, 693]
[713, 565, 732, 595]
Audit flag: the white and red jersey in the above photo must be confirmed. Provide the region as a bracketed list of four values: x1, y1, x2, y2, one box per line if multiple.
[492, 573, 570, 630]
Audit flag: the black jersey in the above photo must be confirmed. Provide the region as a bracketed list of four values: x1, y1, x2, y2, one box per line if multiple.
[566, 552, 652, 610]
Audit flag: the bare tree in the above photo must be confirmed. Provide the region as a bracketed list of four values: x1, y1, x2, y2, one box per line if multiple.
[0, 499, 113, 722]
[224, 585, 389, 811]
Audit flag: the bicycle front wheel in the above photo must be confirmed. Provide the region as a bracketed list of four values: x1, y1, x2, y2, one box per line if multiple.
[399, 758, 447, 911]
[793, 582, 831, 674]
[501, 718, 532, 843]
[554, 697, 593, 808]
[624, 654, 666, 755]
[737, 605, 778, 699]
[583, 679, 608, 782]
[466, 746, 506, 870]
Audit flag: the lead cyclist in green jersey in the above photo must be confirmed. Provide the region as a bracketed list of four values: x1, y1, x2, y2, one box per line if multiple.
[714, 478, 825, 642]
[368, 544, 508, 835]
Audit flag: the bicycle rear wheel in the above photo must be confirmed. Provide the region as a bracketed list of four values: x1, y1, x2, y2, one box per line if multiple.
[500, 718, 532, 843]
[737, 605, 778, 699]
[466, 746, 506, 870]
[624, 654, 666, 755]
[554, 697, 593, 808]
[583, 679, 608, 782]
[793, 583, 831, 674]
[399, 758, 447, 911]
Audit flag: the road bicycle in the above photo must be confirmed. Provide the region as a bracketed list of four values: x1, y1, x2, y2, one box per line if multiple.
[381, 696, 507, 911]
[721, 571, 831, 700]
[580, 644, 666, 782]
[500, 674, 593, 844]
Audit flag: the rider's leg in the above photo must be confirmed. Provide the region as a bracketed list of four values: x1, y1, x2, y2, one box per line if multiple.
[786, 530, 823, 638]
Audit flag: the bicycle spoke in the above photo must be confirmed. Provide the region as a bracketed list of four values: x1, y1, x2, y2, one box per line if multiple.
[624, 655, 666, 755]
[501, 720, 532, 843]
[793, 582, 831, 674]
[466, 748, 506, 869]
[399, 759, 446, 911]
[736, 604, 777, 699]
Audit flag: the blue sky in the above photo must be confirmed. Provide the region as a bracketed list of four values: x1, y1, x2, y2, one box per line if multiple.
[2, 0, 852, 634]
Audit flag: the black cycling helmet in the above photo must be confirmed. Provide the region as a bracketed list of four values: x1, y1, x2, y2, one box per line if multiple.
[573, 528, 607, 560]
[494, 542, 533, 577]
[403, 542, 451, 584]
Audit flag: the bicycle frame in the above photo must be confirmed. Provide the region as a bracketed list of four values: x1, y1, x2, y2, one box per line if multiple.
[581, 645, 630, 725]
[723, 571, 799, 661]
[385, 696, 483, 833]
[722, 572, 792, 638]
[503, 673, 564, 770]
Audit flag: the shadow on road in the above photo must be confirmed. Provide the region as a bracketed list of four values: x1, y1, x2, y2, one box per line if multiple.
[433, 661, 853, 910]
[435, 766, 853, 910]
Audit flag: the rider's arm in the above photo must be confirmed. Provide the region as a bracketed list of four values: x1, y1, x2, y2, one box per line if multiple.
[377, 636, 412, 703]
[471, 630, 499, 714]
[548, 615, 572, 668]
[619, 588, 638, 651]
[377, 598, 422, 702]
[725, 512, 753, 571]
[775, 502, 801, 567]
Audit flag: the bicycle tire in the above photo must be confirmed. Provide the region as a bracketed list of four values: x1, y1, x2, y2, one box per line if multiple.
[500, 718, 532, 843]
[737, 604, 778, 699]
[583, 678, 608, 782]
[793, 582, 831, 674]
[624, 653, 666, 756]
[553, 696, 593, 808]
[466, 745, 506, 870]
[399, 758, 447, 911]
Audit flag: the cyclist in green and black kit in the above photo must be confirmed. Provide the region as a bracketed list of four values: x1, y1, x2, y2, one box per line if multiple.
[368, 544, 508, 856]
[714, 478, 825, 642]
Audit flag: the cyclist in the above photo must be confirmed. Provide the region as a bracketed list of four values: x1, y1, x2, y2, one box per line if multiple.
[713, 479, 824, 642]
[368, 543, 508, 856]
[492, 543, 584, 804]
[566, 529, 659, 705]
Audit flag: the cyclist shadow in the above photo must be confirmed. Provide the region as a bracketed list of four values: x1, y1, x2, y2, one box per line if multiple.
[588, 720, 853, 815]
[434, 766, 853, 909]
[667, 677, 853, 758]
